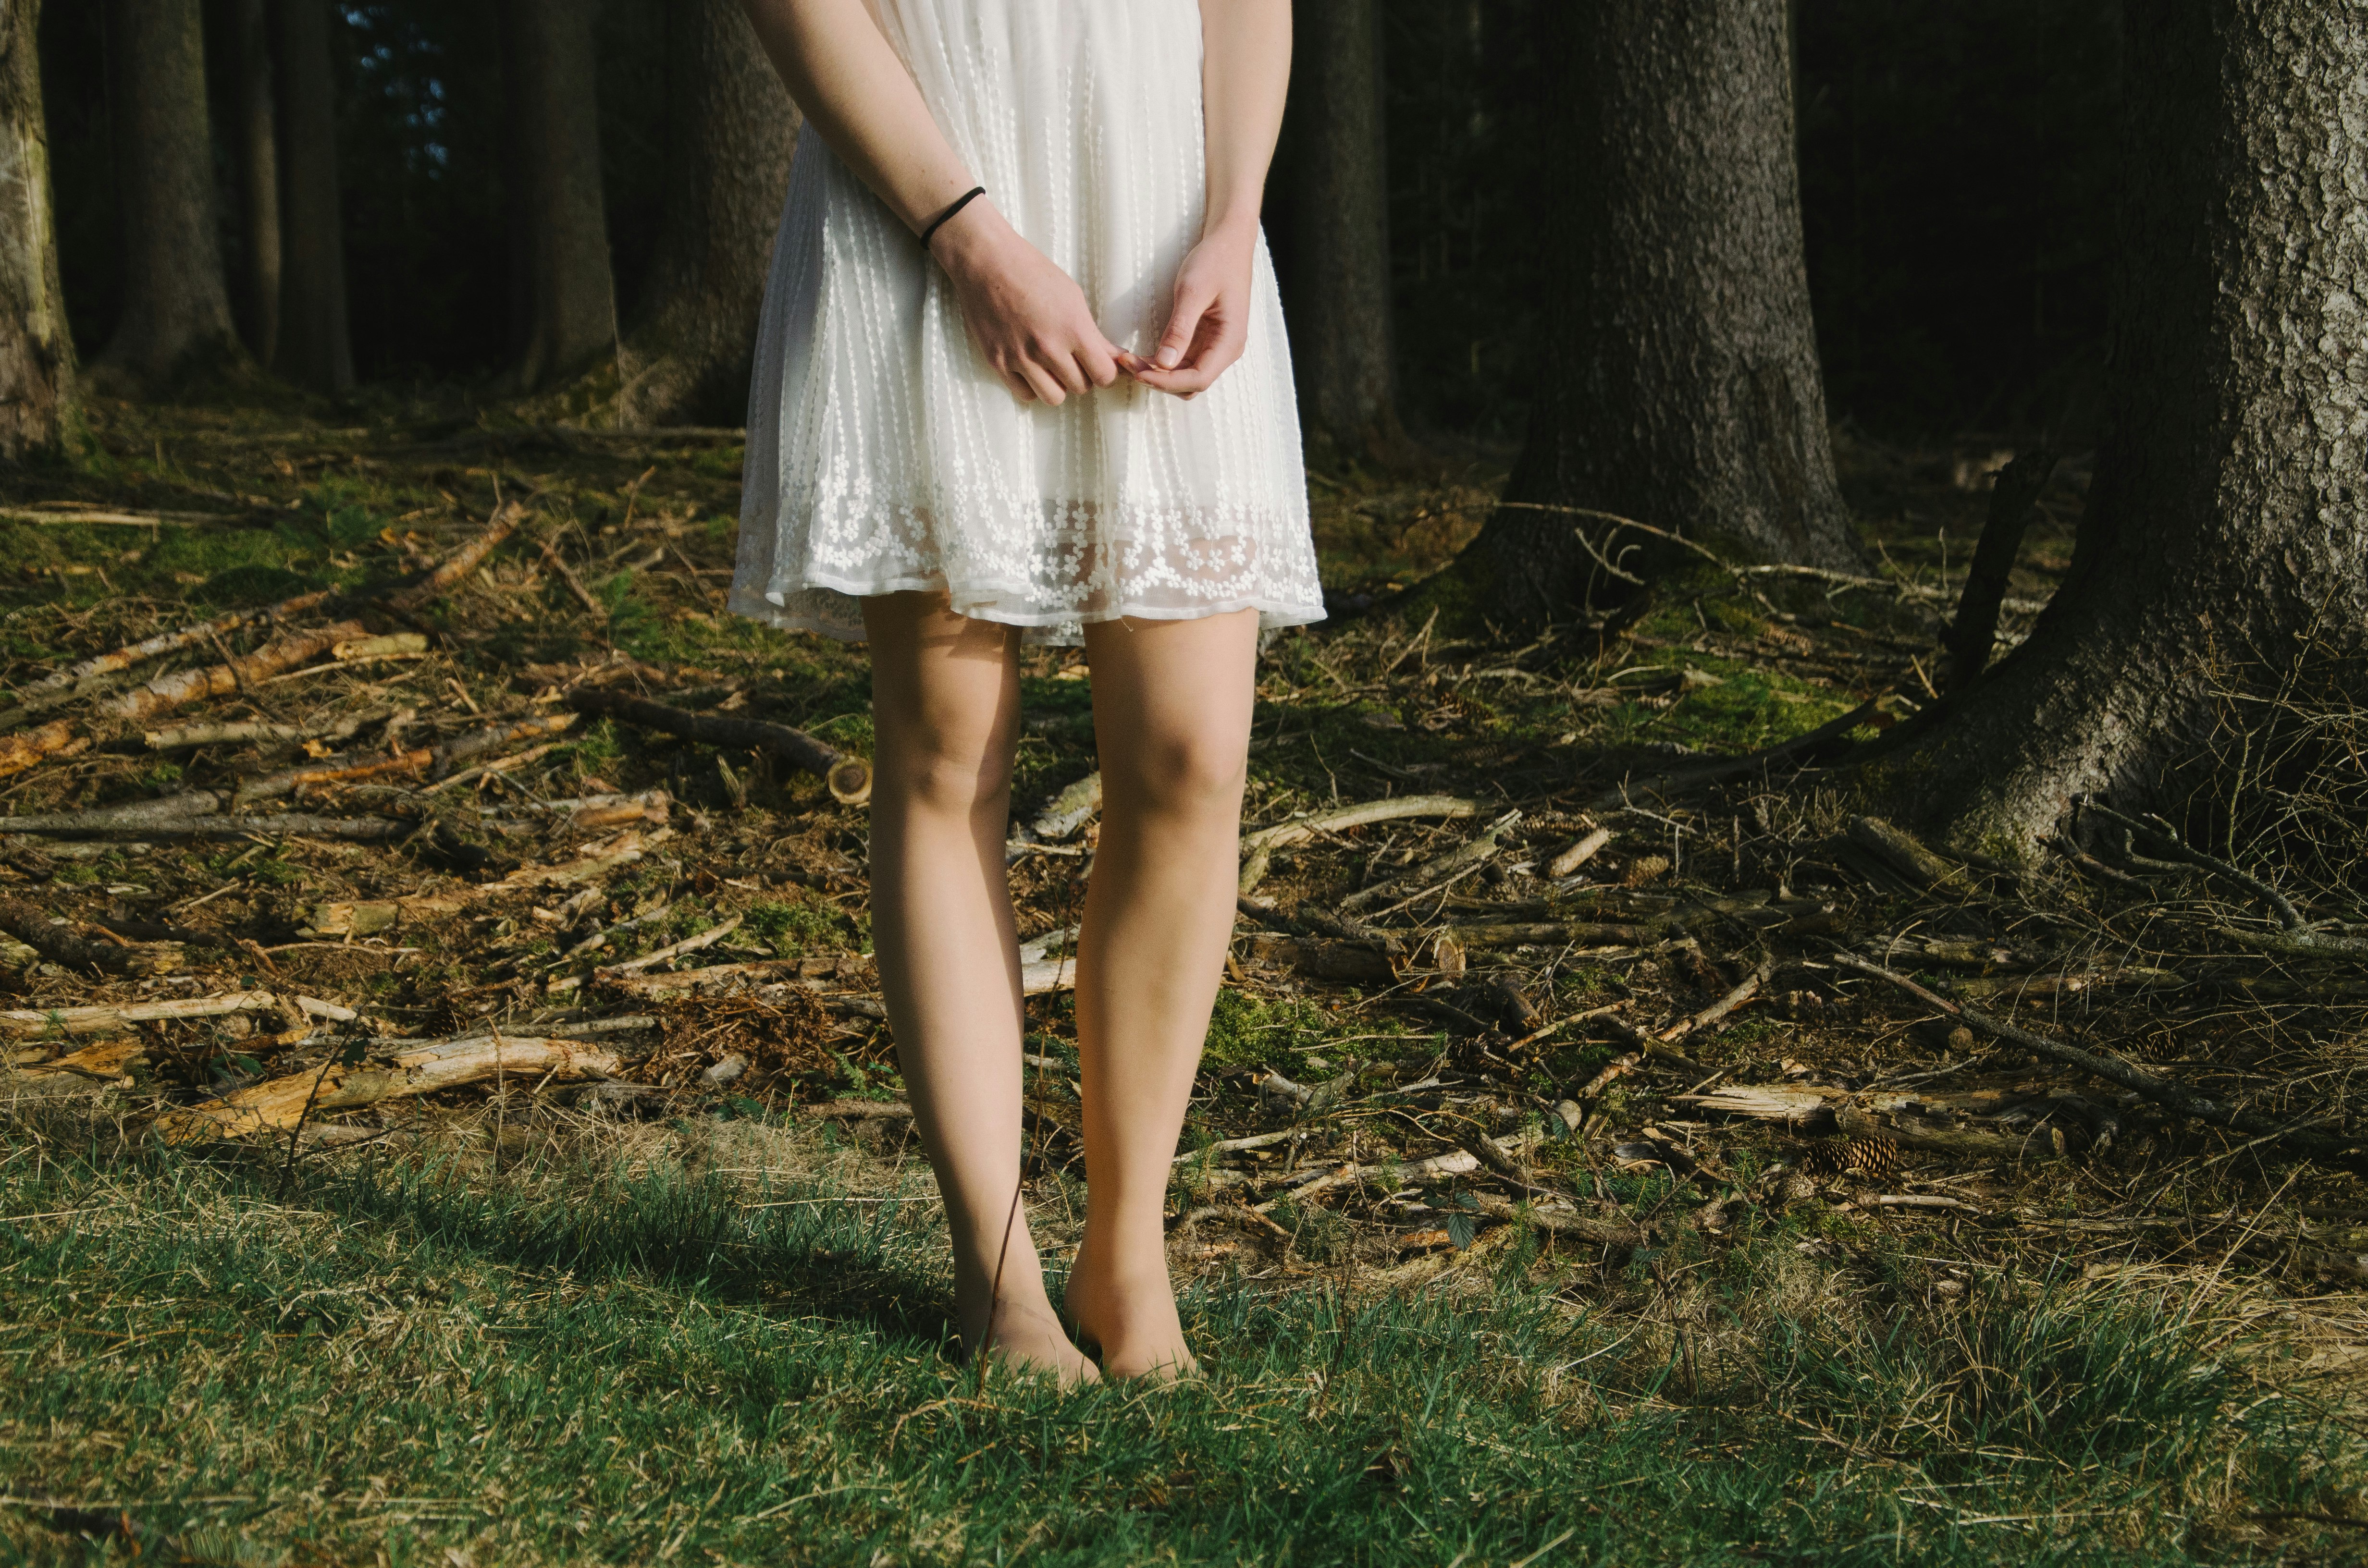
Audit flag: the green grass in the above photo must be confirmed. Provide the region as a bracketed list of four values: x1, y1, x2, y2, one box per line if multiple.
[2, 1124, 2349, 1567]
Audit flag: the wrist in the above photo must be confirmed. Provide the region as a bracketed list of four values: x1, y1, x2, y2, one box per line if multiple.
[1198, 202, 1262, 250]
[928, 196, 1010, 273]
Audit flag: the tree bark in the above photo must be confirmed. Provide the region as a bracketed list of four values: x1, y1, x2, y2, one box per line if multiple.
[613, 0, 799, 426]
[269, 0, 352, 393]
[0, 0, 74, 457]
[230, 0, 281, 365]
[502, 0, 617, 391]
[1445, 0, 1856, 628]
[1288, 0, 1401, 460]
[97, 0, 239, 386]
[1875, 0, 2368, 858]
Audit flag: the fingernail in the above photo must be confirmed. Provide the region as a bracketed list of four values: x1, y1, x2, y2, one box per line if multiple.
[1155, 347, 1182, 369]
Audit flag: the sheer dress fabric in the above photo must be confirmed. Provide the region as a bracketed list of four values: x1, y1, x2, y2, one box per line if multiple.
[729, 0, 1325, 646]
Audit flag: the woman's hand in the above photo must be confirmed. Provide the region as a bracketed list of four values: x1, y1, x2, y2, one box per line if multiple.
[932, 202, 1128, 406]
[1125, 225, 1258, 400]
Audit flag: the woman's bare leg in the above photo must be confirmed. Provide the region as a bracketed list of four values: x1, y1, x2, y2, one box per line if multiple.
[862, 591, 1097, 1385]
[1067, 608, 1262, 1378]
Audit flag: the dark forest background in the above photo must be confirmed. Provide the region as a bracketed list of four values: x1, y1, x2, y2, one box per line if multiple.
[36, 0, 2120, 444]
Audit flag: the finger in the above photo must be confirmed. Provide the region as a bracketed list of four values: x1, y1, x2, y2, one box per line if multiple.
[1017, 357, 1068, 406]
[1040, 342, 1091, 398]
[1153, 282, 1215, 370]
[1080, 338, 1122, 389]
[1136, 316, 1242, 395]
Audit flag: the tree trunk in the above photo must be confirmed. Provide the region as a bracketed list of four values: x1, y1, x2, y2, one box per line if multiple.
[502, 0, 617, 391]
[0, 0, 74, 457]
[614, 0, 798, 427]
[269, 0, 352, 393]
[1446, 0, 1856, 628]
[1875, 0, 2368, 858]
[1288, 0, 1401, 461]
[230, 0, 280, 366]
[96, 0, 239, 386]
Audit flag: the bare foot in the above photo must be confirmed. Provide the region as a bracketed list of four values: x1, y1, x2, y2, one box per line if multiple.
[963, 1295, 1101, 1387]
[1067, 1241, 1200, 1381]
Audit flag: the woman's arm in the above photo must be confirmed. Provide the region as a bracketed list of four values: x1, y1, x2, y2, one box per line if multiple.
[1128, 0, 1292, 399]
[739, 0, 1127, 404]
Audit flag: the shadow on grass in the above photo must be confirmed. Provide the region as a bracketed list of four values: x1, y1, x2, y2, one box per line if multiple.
[2, 1120, 2359, 1566]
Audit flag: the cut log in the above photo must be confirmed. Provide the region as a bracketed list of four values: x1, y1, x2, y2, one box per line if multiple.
[156, 1031, 620, 1141]
[565, 687, 871, 804]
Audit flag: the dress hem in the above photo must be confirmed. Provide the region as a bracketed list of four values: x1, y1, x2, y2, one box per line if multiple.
[726, 577, 1326, 647]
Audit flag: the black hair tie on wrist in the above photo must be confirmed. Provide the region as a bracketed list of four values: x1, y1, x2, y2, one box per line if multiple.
[921, 186, 987, 252]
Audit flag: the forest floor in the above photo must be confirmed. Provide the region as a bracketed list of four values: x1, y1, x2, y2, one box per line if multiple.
[0, 396, 2364, 1566]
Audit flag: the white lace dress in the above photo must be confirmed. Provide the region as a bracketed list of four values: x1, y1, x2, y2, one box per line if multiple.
[728, 0, 1326, 646]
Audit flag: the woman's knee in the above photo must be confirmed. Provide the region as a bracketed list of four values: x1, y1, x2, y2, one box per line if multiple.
[888, 724, 1016, 815]
[1110, 726, 1246, 818]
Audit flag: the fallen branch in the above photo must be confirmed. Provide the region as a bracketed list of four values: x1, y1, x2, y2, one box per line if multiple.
[235, 747, 433, 802]
[0, 989, 342, 1036]
[597, 915, 745, 976]
[565, 688, 872, 804]
[2, 810, 412, 843]
[1238, 933, 1396, 983]
[1658, 951, 1774, 1043]
[1943, 449, 2057, 688]
[0, 721, 83, 779]
[1238, 794, 1480, 894]
[536, 535, 608, 621]
[1469, 1194, 1650, 1247]
[1171, 1128, 1302, 1166]
[430, 711, 580, 778]
[1835, 1102, 2064, 1164]
[0, 896, 178, 977]
[382, 502, 522, 612]
[156, 1031, 620, 1141]
[1419, 919, 1657, 950]
[1831, 952, 2358, 1163]
[97, 619, 373, 728]
[1845, 816, 1971, 892]
[0, 586, 336, 730]
[800, 1100, 915, 1121]
[0, 791, 228, 835]
[2083, 799, 2368, 956]
[1545, 826, 1612, 879]
[1340, 809, 1522, 913]
[145, 713, 375, 751]
[0, 504, 238, 527]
